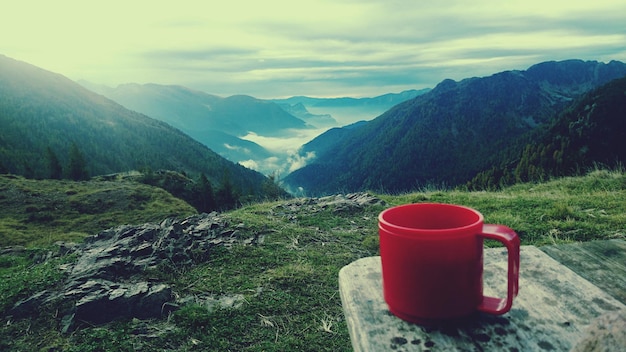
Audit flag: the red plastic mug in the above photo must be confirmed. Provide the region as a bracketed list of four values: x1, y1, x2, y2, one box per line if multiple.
[378, 203, 520, 324]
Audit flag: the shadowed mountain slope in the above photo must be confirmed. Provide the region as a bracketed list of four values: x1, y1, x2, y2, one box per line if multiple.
[0, 54, 267, 196]
[284, 60, 626, 195]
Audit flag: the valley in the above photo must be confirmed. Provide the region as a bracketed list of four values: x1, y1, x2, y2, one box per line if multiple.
[84, 82, 424, 177]
[4, 55, 626, 198]
[2, 55, 626, 199]
[77, 60, 626, 197]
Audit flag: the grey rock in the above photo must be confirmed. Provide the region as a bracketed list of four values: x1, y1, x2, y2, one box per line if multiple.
[319, 193, 386, 212]
[71, 280, 171, 324]
[273, 192, 385, 217]
[8, 211, 262, 329]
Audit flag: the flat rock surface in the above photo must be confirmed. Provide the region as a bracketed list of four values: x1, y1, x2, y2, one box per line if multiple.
[540, 239, 626, 304]
[339, 242, 626, 351]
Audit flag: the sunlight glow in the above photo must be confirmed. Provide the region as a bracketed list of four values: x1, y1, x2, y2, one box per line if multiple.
[2, 0, 624, 97]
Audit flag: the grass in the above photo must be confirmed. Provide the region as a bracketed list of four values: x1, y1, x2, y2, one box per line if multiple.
[1, 169, 625, 351]
[379, 168, 626, 245]
[0, 174, 197, 247]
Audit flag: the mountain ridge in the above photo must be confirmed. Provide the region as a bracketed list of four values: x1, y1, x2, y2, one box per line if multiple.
[80, 81, 315, 171]
[468, 74, 626, 189]
[80, 82, 312, 136]
[271, 89, 430, 107]
[0, 54, 268, 200]
[82, 81, 425, 175]
[284, 59, 626, 195]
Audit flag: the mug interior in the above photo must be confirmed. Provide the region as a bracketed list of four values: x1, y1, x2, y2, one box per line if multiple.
[380, 203, 482, 232]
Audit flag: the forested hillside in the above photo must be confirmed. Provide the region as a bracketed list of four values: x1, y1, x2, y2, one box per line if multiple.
[85, 83, 309, 137]
[296, 121, 368, 163]
[82, 82, 309, 163]
[284, 60, 626, 195]
[468, 75, 626, 189]
[0, 54, 270, 202]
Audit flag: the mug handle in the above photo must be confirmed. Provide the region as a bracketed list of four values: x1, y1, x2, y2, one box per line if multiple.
[477, 224, 520, 315]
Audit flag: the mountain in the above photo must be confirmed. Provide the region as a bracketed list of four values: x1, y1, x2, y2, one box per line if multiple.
[272, 89, 430, 125]
[283, 59, 626, 195]
[81, 82, 311, 162]
[83, 82, 310, 136]
[0, 54, 268, 198]
[468, 75, 626, 189]
[83, 83, 429, 175]
[297, 120, 368, 162]
[273, 89, 430, 108]
[276, 102, 338, 128]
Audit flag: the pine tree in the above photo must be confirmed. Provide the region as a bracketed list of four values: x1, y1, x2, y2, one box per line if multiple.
[195, 173, 216, 213]
[262, 171, 285, 200]
[46, 147, 63, 179]
[216, 172, 237, 210]
[68, 142, 89, 180]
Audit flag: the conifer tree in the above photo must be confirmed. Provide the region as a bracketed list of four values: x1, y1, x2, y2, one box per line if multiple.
[216, 171, 237, 210]
[195, 173, 216, 213]
[68, 142, 89, 180]
[46, 147, 63, 179]
[262, 171, 284, 200]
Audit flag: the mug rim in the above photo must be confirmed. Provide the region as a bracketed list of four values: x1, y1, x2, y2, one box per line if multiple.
[378, 202, 484, 237]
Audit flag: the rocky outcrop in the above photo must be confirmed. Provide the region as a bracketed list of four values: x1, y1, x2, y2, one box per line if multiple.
[273, 193, 386, 219]
[9, 211, 262, 330]
[7, 193, 383, 331]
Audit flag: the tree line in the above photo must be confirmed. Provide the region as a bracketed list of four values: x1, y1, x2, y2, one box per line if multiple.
[44, 142, 89, 181]
[137, 168, 286, 213]
[3, 142, 287, 213]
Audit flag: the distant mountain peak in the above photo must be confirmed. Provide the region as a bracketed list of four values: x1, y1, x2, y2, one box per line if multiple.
[432, 78, 457, 92]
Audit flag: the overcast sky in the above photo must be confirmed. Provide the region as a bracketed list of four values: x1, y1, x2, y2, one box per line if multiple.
[3, 0, 625, 98]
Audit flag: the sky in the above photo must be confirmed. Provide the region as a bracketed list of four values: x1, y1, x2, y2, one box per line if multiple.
[2, 0, 626, 99]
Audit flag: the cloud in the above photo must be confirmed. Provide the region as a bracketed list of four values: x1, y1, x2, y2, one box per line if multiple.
[288, 151, 316, 173]
[239, 156, 284, 175]
[239, 150, 316, 176]
[238, 159, 259, 170]
[1, 0, 625, 98]
[240, 129, 328, 154]
[235, 127, 324, 175]
[223, 143, 251, 154]
[236, 129, 325, 175]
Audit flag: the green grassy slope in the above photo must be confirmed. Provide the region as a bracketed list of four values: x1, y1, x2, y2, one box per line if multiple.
[0, 174, 197, 247]
[1, 169, 624, 351]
